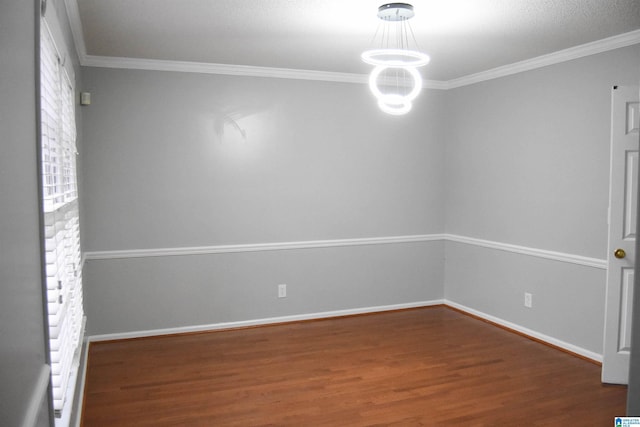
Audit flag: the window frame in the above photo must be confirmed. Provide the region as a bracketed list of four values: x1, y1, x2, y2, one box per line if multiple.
[39, 15, 84, 421]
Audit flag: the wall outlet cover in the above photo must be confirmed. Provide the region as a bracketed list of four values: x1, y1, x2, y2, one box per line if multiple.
[524, 292, 532, 308]
[278, 284, 287, 298]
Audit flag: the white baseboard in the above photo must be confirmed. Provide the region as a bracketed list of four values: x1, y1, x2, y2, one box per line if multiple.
[87, 299, 445, 342]
[87, 298, 601, 363]
[444, 300, 602, 363]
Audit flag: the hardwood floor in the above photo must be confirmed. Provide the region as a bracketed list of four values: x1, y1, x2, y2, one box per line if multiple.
[81, 306, 626, 426]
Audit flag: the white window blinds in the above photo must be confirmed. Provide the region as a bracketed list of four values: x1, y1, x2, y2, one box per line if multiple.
[40, 20, 84, 418]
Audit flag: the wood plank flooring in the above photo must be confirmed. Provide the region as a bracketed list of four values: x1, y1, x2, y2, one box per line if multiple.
[81, 306, 626, 426]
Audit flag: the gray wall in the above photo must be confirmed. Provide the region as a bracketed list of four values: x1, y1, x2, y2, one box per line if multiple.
[80, 42, 640, 360]
[81, 70, 445, 249]
[6, 0, 637, 419]
[81, 69, 446, 335]
[85, 242, 444, 334]
[444, 45, 640, 354]
[0, 0, 52, 426]
[444, 242, 607, 352]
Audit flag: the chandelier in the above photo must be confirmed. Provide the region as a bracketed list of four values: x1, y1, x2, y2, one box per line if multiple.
[361, 3, 429, 115]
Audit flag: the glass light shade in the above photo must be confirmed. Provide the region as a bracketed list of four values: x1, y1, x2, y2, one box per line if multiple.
[378, 98, 412, 115]
[362, 3, 429, 115]
[361, 49, 430, 67]
[367, 63, 423, 116]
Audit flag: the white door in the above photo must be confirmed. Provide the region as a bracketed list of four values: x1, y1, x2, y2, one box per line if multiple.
[603, 85, 640, 384]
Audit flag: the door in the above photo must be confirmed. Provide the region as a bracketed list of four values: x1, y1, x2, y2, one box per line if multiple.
[603, 85, 640, 384]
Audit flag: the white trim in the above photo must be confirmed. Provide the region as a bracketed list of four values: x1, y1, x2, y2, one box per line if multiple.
[82, 55, 369, 84]
[83, 233, 607, 269]
[42, 0, 75, 83]
[422, 79, 449, 90]
[446, 29, 640, 89]
[22, 364, 51, 427]
[87, 300, 444, 342]
[445, 234, 607, 270]
[63, 0, 86, 62]
[79, 54, 449, 89]
[83, 234, 446, 261]
[445, 300, 602, 363]
[72, 340, 89, 427]
[55, 317, 86, 427]
[85, 300, 601, 364]
[63, 0, 640, 90]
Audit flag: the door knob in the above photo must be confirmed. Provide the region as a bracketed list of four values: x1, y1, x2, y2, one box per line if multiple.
[614, 248, 626, 259]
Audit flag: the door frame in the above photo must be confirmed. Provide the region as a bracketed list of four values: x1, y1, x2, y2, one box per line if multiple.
[603, 85, 640, 384]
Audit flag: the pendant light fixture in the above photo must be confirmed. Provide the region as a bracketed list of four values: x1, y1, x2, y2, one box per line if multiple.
[362, 3, 429, 115]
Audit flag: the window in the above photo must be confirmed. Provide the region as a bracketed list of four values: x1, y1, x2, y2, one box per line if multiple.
[40, 19, 84, 418]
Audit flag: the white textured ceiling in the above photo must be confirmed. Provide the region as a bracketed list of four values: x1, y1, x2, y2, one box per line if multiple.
[73, 0, 640, 81]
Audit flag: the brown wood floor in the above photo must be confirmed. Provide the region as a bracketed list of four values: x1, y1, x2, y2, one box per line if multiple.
[81, 306, 626, 426]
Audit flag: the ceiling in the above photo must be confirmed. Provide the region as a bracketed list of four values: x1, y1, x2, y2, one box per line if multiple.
[69, 0, 640, 83]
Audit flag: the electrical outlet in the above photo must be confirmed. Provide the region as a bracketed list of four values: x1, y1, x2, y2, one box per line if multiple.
[524, 292, 532, 308]
[278, 284, 287, 298]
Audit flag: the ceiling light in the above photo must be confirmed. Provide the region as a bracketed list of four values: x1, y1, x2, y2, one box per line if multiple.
[361, 3, 429, 116]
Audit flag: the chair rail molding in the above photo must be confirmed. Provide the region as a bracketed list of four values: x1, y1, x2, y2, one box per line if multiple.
[83, 234, 446, 260]
[84, 233, 606, 270]
[445, 234, 607, 270]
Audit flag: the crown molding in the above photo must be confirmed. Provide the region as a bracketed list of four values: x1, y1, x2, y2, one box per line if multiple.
[445, 29, 640, 89]
[64, 0, 639, 90]
[63, 0, 86, 58]
[82, 54, 372, 84]
[80, 54, 449, 89]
